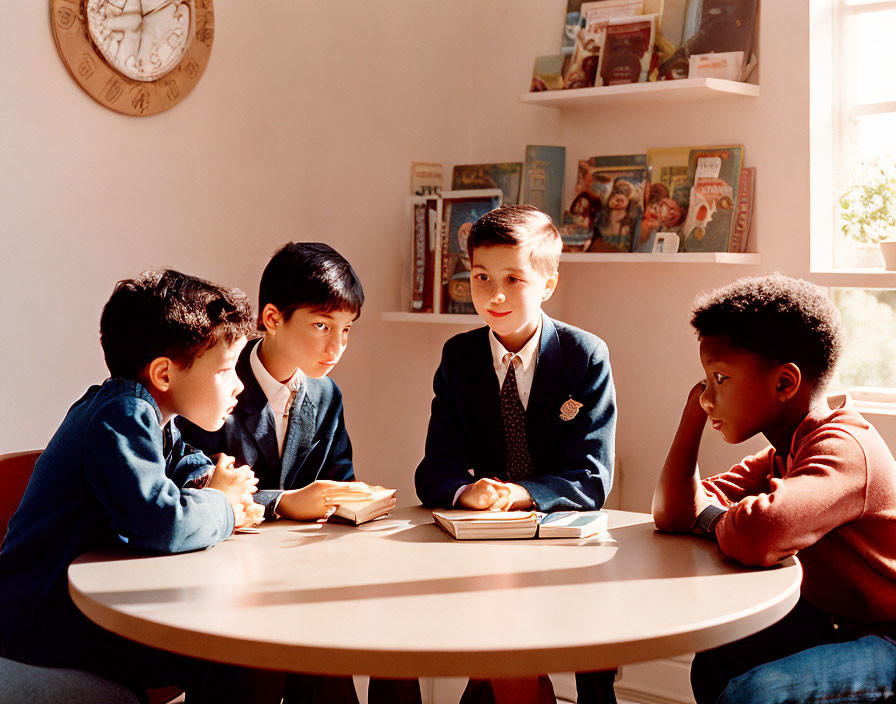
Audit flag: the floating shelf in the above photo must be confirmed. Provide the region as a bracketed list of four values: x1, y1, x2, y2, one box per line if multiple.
[519, 78, 759, 109]
[560, 252, 761, 264]
[381, 312, 481, 324]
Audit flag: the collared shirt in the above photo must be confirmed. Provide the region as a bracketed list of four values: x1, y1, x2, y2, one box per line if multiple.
[488, 317, 542, 410]
[249, 341, 305, 457]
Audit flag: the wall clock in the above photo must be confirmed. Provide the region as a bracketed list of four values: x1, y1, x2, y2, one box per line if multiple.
[50, 0, 214, 117]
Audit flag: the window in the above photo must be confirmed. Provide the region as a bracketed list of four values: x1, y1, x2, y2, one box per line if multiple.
[825, 1, 896, 400]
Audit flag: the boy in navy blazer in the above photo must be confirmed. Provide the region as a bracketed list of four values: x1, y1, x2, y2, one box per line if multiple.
[415, 205, 618, 704]
[0, 270, 264, 702]
[178, 242, 416, 704]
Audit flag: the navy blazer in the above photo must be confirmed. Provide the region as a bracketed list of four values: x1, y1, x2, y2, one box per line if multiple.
[0, 379, 232, 661]
[178, 338, 354, 519]
[415, 314, 616, 512]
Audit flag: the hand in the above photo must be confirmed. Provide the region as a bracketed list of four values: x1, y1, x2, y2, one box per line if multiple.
[458, 478, 511, 510]
[232, 496, 265, 531]
[276, 480, 375, 521]
[207, 454, 259, 501]
[683, 380, 709, 422]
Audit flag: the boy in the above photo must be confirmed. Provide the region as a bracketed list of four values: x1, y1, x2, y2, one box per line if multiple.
[0, 269, 265, 701]
[652, 274, 896, 704]
[178, 242, 413, 704]
[415, 204, 618, 704]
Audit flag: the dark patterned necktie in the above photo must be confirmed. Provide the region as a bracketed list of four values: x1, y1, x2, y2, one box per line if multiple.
[500, 355, 533, 481]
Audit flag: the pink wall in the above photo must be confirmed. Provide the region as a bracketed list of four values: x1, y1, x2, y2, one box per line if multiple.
[3, 2, 887, 512]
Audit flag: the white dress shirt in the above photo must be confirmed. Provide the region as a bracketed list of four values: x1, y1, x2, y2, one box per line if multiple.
[249, 341, 305, 457]
[488, 316, 542, 410]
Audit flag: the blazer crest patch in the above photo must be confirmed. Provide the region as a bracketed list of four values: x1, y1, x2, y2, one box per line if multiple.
[559, 398, 583, 421]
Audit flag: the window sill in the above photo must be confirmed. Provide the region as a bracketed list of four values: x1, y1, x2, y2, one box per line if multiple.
[807, 269, 896, 288]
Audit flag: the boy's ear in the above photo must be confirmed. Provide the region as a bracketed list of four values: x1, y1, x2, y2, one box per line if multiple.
[774, 363, 801, 401]
[144, 357, 173, 393]
[260, 303, 283, 334]
[542, 271, 560, 302]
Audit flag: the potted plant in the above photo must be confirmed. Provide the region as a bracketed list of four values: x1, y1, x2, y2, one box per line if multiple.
[838, 155, 896, 269]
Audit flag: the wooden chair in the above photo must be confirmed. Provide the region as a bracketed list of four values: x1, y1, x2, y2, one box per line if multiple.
[0, 450, 182, 704]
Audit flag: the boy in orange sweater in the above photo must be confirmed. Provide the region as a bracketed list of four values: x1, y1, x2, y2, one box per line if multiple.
[652, 274, 896, 704]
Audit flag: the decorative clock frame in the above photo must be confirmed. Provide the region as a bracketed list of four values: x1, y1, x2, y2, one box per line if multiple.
[50, 0, 214, 117]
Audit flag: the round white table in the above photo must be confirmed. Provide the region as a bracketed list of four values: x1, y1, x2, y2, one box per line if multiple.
[69, 507, 801, 678]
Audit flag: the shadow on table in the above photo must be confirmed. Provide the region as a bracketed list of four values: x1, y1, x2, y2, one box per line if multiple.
[83, 522, 787, 610]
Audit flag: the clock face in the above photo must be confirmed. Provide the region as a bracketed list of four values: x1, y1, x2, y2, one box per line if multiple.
[51, 0, 214, 116]
[86, 0, 194, 82]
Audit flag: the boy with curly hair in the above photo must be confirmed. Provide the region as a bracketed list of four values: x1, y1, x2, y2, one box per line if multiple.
[653, 273, 896, 704]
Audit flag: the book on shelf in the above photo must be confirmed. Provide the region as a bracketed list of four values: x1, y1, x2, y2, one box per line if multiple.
[659, 0, 758, 81]
[410, 195, 439, 312]
[729, 166, 754, 254]
[332, 487, 397, 525]
[438, 190, 502, 314]
[522, 145, 566, 226]
[633, 146, 692, 252]
[560, 154, 647, 253]
[431, 509, 609, 540]
[688, 50, 744, 80]
[562, 0, 585, 55]
[680, 145, 744, 253]
[597, 14, 657, 86]
[452, 162, 523, 204]
[565, 0, 644, 89]
[531, 54, 568, 92]
[411, 161, 444, 196]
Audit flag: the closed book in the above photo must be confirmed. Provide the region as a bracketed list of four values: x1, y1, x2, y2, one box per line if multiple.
[728, 166, 754, 253]
[332, 488, 397, 525]
[432, 509, 539, 540]
[537, 510, 609, 538]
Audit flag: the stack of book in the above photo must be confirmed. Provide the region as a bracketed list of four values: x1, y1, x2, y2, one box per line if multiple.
[432, 509, 609, 540]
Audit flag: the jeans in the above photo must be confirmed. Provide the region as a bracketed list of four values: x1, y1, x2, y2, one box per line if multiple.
[692, 600, 896, 704]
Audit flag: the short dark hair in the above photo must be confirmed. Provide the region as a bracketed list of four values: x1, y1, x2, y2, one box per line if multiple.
[258, 242, 364, 330]
[467, 204, 562, 277]
[100, 269, 253, 380]
[691, 273, 843, 387]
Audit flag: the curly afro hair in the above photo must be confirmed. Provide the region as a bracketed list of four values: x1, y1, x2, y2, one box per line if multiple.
[691, 273, 843, 387]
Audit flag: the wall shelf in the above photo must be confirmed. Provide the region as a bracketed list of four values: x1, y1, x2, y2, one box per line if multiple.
[381, 312, 481, 324]
[519, 78, 759, 110]
[560, 252, 760, 264]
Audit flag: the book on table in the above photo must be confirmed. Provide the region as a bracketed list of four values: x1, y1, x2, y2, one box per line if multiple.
[332, 487, 397, 525]
[431, 509, 608, 540]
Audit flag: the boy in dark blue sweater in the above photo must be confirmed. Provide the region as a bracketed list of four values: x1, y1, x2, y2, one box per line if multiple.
[0, 269, 264, 702]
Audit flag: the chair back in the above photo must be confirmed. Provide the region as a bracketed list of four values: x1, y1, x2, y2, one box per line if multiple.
[0, 451, 41, 543]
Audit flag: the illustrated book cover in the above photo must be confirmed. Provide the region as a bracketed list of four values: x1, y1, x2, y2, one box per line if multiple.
[597, 14, 657, 86]
[439, 189, 502, 314]
[531, 54, 568, 92]
[633, 147, 692, 252]
[452, 162, 523, 204]
[521, 145, 566, 226]
[560, 154, 647, 253]
[680, 145, 744, 252]
[565, 0, 644, 89]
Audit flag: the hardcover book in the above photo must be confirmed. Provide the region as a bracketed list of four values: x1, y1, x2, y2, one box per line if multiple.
[521, 145, 566, 225]
[439, 190, 502, 314]
[452, 162, 523, 204]
[633, 147, 692, 252]
[332, 487, 397, 525]
[410, 195, 439, 312]
[728, 166, 754, 253]
[431, 509, 609, 540]
[411, 161, 443, 196]
[560, 154, 647, 253]
[680, 145, 744, 252]
[597, 14, 657, 86]
[565, 0, 644, 88]
[531, 54, 568, 92]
